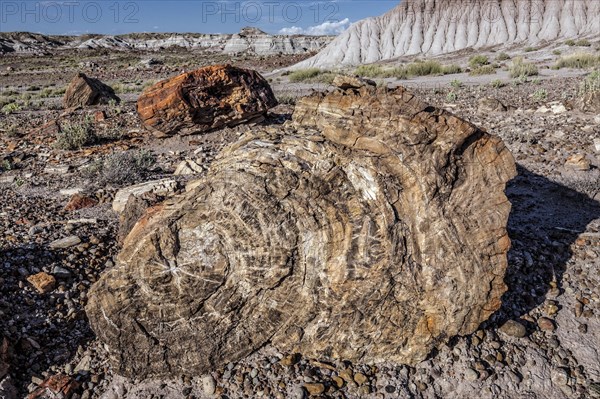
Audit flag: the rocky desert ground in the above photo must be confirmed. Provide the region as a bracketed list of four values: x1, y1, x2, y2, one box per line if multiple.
[1, 3, 600, 399]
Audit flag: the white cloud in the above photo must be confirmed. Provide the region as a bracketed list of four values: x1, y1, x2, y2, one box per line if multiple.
[279, 18, 350, 36]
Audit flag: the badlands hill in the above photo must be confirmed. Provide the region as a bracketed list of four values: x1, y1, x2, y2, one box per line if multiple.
[294, 0, 600, 68]
[0, 27, 333, 56]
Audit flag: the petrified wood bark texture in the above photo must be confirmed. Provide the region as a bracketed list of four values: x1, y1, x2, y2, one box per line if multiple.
[63, 73, 120, 108]
[86, 85, 516, 378]
[136, 64, 278, 137]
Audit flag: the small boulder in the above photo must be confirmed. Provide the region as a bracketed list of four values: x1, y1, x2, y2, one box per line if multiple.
[565, 154, 591, 171]
[174, 159, 205, 175]
[27, 374, 79, 399]
[112, 178, 178, 213]
[478, 97, 507, 113]
[136, 64, 277, 137]
[63, 72, 120, 108]
[49, 236, 81, 249]
[64, 193, 98, 211]
[498, 319, 527, 338]
[27, 272, 56, 294]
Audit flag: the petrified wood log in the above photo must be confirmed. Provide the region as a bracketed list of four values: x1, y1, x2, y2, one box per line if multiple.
[63, 73, 120, 108]
[86, 85, 516, 378]
[136, 64, 278, 137]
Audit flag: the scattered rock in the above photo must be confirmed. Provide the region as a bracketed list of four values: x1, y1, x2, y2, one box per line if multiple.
[280, 354, 301, 367]
[332, 75, 376, 90]
[200, 375, 216, 396]
[478, 97, 507, 113]
[59, 188, 84, 196]
[64, 193, 98, 211]
[51, 266, 72, 279]
[303, 383, 325, 396]
[537, 317, 556, 331]
[594, 138, 600, 153]
[27, 374, 79, 399]
[550, 102, 567, 114]
[94, 110, 107, 122]
[0, 377, 17, 399]
[26, 272, 56, 294]
[136, 64, 278, 137]
[575, 91, 600, 113]
[49, 236, 81, 249]
[140, 58, 163, 67]
[353, 372, 368, 386]
[565, 154, 591, 171]
[112, 178, 177, 213]
[174, 159, 205, 176]
[498, 319, 527, 338]
[0, 336, 10, 379]
[465, 368, 479, 381]
[43, 165, 70, 174]
[87, 85, 516, 378]
[0, 175, 16, 185]
[63, 72, 120, 108]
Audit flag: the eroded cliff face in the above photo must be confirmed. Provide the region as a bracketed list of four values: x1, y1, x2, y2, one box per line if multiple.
[294, 0, 600, 68]
[86, 84, 516, 378]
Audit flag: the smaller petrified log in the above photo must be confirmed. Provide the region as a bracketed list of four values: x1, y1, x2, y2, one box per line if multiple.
[136, 64, 278, 137]
[63, 73, 120, 108]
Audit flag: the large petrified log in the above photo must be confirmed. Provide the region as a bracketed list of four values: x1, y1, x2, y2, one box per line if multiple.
[86, 85, 516, 378]
[136, 64, 278, 137]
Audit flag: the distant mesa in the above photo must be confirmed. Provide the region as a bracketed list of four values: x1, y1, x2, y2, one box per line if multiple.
[0, 28, 334, 56]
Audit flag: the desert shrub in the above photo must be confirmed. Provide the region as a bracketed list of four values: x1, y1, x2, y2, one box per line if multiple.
[277, 94, 297, 105]
[555, 53, 600, 69]
[88, 150, 156, 185]
[509, 57, 539, 78]
[575, 39, 591, 47]
[579, 70, 600, 93]
[1, 102, 21, 115]
[565, 39, 576, 46]
[469, 55, 489, 68]
[469, 65, 497, 76]
[552, 49, 562, 56]
[288, 69, 336, 84]
[524, 47, 537, 52]
[51, 87, 66, 97]
[532, 88, 547, 101]
[355, 61, 460, 79]
[446, 91, 458, 102]
[405, 60, 443, 76]
[441, 64, 462, 74]
[288, 68, 322, 82]
[490, 79, 506, 88]
[450, 79, 462, 89]
[54, 116, 97, 150]
[355, 65, 400, 78]
[112, 82, 138, 94]
[39, 87, 54, 98]
[496, 52, 510, 61]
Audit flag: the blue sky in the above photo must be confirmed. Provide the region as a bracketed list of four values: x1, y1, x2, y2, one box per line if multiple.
[0, 1, 398, 35]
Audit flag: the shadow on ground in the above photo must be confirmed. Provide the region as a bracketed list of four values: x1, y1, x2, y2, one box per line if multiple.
[486, 163, 600, 328]
[0, 243, 96, 395]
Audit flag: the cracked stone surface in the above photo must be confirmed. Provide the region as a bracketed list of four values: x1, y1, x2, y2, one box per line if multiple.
[85, 85, 516, 378]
